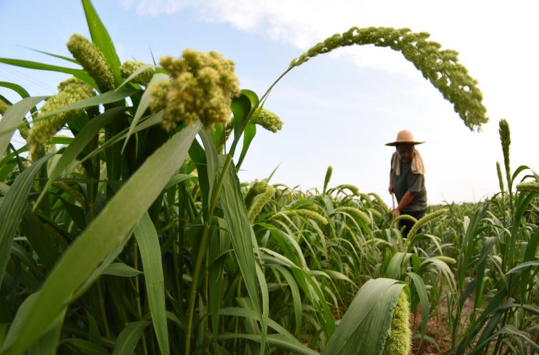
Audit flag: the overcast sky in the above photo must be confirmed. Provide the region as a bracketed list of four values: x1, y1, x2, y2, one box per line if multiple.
[1, 0, 538, 206]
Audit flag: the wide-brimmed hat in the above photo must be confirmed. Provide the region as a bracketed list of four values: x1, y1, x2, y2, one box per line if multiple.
[385, 130, 425, 146]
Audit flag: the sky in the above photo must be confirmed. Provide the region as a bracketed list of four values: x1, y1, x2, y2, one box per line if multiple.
[1, 0, 538, 206]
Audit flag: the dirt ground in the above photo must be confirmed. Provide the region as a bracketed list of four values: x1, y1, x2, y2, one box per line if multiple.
[411, 297, 475, 355]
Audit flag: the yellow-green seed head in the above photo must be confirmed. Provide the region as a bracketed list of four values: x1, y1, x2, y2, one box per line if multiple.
[28, 77, 95, 157]
[18, 122, 30, 140]
[248, 186, 276, 223]
[516, 182, 539, 194]
[290, 27, 488, 131]
[369, 208, 383, 219]
[383, 290, 411, 355]
[323, 166, 333, 194]
[67, 34, 115, 92]
[276, 209, 329, 226]
[369, 192, 390, 214]
[0, 98, 9, 115]
[150, 49, 240, 130]
[405, 208, 447, 249]
[120, 61, 154, 86]
[244, 180, 269, 209]
[498, 119, 511, 185]
[336, 206, 371, 225]
[256, 108, 284, 133]
[53, 181, 85, 206]
[336, 184, 360, 196]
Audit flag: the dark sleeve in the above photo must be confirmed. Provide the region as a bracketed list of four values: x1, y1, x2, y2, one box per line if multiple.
[407, 173, 424, 193]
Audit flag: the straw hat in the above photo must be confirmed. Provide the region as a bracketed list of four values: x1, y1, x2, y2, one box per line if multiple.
[385, 130, 425, 146]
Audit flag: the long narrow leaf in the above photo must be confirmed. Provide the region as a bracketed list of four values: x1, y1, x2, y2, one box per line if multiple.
[0, 82, 30, 100]
[81, 0, 122, 86]
[111, 321, 151, 355]
[1, 121, 201, 355]
[121, 74, 168, 153]
[0, 58, 96, 88]
[0, 154, 52, 293]
[134, 213, 169, 355]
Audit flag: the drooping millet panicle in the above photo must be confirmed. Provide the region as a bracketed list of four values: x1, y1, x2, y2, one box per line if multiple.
[335, 206, 371, 225]
[496, 161, 505, 195]
[369, 192, 390, 214]
[120, 61, 154, 86]
[67, 34, 115, 92]
[244, 180, 269, 209]
[290, 27, 488, 131]
[405, 208, 447, 249]
[368, 208, 382, 219]
[150, 49, 240, 130]
[53, 181, 85, 206]
[256, 108, 284, 133]
[335, 184, 360, 196]
[28, 77, 95, 157]
[516, 181, 539, 194]
[383, 290, 411, 355]
[323, 166, 333, 194]
[248, 186, 276, 223]
[498, 119, 511, 188]
[273, 209, 329, 226]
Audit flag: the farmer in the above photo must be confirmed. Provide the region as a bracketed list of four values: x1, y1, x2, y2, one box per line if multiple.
[386, 130, 427, 237]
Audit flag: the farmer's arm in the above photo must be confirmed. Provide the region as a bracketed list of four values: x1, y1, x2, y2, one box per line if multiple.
[394, 191, 416, 215]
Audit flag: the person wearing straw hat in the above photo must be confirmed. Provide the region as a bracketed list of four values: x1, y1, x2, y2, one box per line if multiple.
[386, 130, 428, 237]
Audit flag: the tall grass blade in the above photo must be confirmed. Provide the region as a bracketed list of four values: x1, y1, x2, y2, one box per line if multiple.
[0, 58, 96, 88]
[0, 154, 52, 293]
[80, 0, 123, 86]
[33, 88, 137, 124]
[111, 321, 151, 355]
[220, 157, 261, 310]
[133, 213, 169, 355]
[121, 73, 168, 153]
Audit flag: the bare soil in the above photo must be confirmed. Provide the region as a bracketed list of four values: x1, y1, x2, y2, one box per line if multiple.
[412, 297, 476, 355]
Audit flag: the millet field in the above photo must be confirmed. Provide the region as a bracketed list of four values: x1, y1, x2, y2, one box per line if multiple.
[0, 1, 538, 354]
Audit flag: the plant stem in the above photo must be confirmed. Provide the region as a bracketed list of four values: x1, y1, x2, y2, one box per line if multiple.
[133, 240, 149, 355]
[184, 153, 234, 354]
